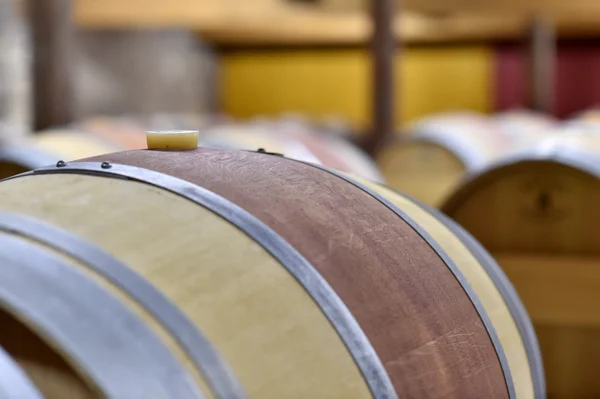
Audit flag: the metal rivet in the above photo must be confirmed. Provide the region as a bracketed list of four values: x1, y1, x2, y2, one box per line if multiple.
[56, 160, 66, 167]
[101, 162, 112, 169]
[255, 148, 284, 157]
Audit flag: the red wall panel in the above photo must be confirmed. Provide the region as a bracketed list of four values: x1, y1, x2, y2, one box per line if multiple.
[494, 41, 600, 118]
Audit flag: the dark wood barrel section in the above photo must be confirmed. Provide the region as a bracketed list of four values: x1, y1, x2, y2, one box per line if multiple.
[441, 140, 600, 399]
[322, 170, 544, 399]
[196, 122, 386, 183]
[0, 147, 519, 398]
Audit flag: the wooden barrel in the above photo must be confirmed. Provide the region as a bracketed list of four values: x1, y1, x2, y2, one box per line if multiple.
[0, 128, 130, 179]
[376, 111, 555, 207]
[441, 140, 600, 398]
[0, 147, 541, 398]
[198, 121, 386, 183]
[0, 112, 217, 179]
[0, 114, 206, 179]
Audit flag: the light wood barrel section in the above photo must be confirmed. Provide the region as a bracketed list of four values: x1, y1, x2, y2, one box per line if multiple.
[0, 168, 371, 399]
[30, 129, 125, 160]
[441, 143, 600, 398]
[78, 147, 513, 398]
[0, 230, 211, 399]
[377, 111, 554, 207]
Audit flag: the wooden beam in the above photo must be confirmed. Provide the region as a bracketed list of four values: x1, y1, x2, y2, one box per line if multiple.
[364, 0, 396, 156]
[403, 0, 600, 15]
[72, 0, 600, 46]
[202, 12, 600, 46]
[30, 0, 75, 131]
[526, 16, 556, 114]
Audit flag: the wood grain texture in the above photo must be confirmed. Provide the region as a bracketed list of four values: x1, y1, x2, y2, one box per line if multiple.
[0, 173, 370, 399]
[199, 124, 385, 183]
[345, 174, 536, 398]
[441, 155, 600, 398]
[442, 160, 600, 254]
[81, 148, 509, 398]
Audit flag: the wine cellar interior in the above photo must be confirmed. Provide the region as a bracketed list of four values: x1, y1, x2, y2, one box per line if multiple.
[1, 1, 600, 398]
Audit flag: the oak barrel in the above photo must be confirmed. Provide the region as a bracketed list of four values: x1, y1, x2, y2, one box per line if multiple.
[376, 111, 554, 207]
[0, 146, 541, 398]
[0, 128, 127, 179]
[0, 113, 212, 179]
[441, 137, 600, 399]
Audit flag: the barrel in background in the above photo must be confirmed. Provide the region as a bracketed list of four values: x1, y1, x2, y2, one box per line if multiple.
[441, 136, 600, 399]
[0, 114, 385, 183]
[376, 110, 555, 207]
[0, 128, 132, 179]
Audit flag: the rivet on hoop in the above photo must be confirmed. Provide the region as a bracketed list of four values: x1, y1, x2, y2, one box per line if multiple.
[255, 148, 284, 157]
[56, 160, 66, 167]
[101, 162, 112, 169]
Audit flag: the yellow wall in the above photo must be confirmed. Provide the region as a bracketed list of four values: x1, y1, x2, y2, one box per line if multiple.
[220, 46, 493, 128]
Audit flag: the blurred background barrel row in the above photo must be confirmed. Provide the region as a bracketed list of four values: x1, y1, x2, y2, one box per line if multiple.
[3, 0, 600, 398]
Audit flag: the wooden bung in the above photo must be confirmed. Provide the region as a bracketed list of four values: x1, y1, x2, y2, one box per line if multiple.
[145, 130, 200, 150]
